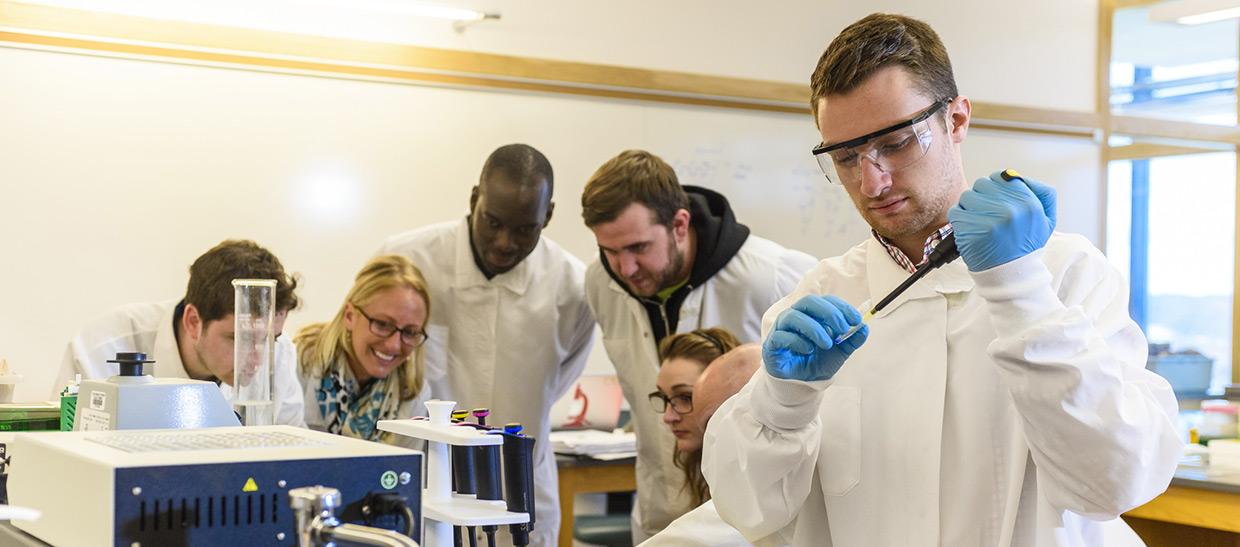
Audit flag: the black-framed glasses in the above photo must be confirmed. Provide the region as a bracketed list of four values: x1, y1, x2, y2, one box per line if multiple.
[354, 306, 428, 347]
[811, 97, 953, 184]
[648, 391, 693, 414]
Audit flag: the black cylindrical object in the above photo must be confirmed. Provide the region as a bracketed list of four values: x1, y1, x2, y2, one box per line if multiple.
[452, 445, 477, 495]
[107, 352, 154, 377]
[501, 432, 537, 546]
[473, 444, 503, 501]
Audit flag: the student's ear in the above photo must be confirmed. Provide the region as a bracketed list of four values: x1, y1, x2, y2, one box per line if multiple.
[182, 304, 203, 342]
[672, 208, 691, 241]
[342, 302, 357, 328]
[543, 201, 555, 228]
[470, 185, 481, 213]
[947, 96, 971, 144]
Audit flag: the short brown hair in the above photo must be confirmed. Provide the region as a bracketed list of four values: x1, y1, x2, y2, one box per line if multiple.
[186, 240, 300, 324]
[810, 13, 957, 116]
[581, 150, 688, 228]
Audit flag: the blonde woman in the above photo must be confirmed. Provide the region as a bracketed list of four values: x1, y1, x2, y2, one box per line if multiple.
[650, 327, 741, 507]
[296, 254, 430, 443]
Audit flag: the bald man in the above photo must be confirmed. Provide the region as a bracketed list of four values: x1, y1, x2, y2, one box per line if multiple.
[640, 344, 770, 547]
[690, 344, 760, 442]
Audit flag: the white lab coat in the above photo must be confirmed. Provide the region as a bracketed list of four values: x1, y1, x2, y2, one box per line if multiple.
[585, 235, 816, 540]
[703, 234, 1182, 546]
[638, 500, 765, 547]
[379, 219, 596, 547]
[55, 300, 307, 427]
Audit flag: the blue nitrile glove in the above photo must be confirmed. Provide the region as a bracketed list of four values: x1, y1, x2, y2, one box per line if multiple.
[947, 171, 1057, 272]
[763, 295, 868, 382]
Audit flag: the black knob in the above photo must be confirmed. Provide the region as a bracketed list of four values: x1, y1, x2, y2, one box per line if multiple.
[106, 352, 155, 377]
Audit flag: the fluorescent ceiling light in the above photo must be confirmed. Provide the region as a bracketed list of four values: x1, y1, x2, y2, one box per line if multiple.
[1178, 6, 1240, 24]
[13, 0, 500, 42]
[1149, 0, 1240, 25]
[18, 0, 491, 21]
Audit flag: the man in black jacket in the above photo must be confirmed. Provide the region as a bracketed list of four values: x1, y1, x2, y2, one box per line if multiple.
[579, 149, 817, 541]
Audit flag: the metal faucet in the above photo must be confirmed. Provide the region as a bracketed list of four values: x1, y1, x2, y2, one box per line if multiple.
[289, 486, 419, 547]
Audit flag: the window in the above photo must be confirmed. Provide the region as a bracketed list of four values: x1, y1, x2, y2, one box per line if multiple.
[1107, 152, 1235, 395]
[1108, 6, 1239, 396]
[1111, 6, 1237, 125]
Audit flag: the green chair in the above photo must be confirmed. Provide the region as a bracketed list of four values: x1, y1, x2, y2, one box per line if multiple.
[572, 513, 633, 547]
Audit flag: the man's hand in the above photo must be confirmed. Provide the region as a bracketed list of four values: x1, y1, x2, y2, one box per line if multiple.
[763, 295, 868, 382]
[948, 171, 1057, 272]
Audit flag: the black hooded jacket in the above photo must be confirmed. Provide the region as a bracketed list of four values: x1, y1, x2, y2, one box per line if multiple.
[599, 186, 751, 347]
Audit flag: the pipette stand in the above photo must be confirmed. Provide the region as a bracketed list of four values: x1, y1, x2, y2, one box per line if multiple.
[378, 400, 530, 547]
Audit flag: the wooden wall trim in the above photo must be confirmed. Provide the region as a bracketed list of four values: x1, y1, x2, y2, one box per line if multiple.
[0, 1, 1106, 137]
[1105, 143, 1229, 161]
[0, 1, 809, 112]
[1112, 115, 1240, 146]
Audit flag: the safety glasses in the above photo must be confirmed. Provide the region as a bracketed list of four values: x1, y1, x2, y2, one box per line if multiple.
[812, 98, 952, 184]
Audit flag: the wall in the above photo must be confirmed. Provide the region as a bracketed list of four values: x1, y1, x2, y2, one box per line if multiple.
[325, 0, 1098, 112]
[0, 2, 1101, 399]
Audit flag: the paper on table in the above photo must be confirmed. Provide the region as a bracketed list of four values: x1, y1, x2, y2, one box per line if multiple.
[549, 429, 635, 458]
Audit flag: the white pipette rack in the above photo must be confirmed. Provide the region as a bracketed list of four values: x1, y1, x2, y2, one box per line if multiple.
[378, 400, 529, 547]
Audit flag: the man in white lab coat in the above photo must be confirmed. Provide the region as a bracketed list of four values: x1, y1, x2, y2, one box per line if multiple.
[703, 14, 1181, 546]
[379, 144, 595, 547]
[56, 239, 306, 427]
[580, 149, 817, 541]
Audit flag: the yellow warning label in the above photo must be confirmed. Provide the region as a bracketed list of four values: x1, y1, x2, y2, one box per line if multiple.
[242, 477, 258, 492]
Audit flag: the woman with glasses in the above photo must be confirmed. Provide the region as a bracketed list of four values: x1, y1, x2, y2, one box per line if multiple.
[649, 327, 740, 507]
[296, 254, 431, 443]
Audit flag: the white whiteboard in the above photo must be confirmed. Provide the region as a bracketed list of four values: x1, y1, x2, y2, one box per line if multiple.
[0, 45, 1100, 399]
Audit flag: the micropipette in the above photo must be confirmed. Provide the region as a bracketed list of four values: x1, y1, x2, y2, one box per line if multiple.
[832, 169, 1024, 345]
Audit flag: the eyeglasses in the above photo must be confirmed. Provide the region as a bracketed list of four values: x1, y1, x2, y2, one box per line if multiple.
[648, 391, 693, 414]
[354, 306, 428, 347]
[812, 98, 952, 184]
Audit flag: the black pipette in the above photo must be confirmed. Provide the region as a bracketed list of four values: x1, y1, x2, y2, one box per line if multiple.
[832, 169, 1023, 345]
[501, 424, 536, 547]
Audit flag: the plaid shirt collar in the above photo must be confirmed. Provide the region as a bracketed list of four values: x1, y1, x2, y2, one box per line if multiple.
[874, 224, 954, 273]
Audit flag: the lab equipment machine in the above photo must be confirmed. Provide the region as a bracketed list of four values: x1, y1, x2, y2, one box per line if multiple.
[7, 425, 421, 546]
[74, 352, 239, 431]
[233, 278, 277, 426]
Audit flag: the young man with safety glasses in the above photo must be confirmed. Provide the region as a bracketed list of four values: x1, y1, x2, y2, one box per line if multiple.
[702, 13, 1180, 546]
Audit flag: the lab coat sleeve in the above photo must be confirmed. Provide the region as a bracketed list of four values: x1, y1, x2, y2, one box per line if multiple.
[972, 242, 1181, 519]
[52, 343, 82, 398]
[553, 300, 596, 401]
[53, 328, 118, 397]
[637, 500, 759, 547]
[775, 249, 820, 298]
[274, 339, 307, 427]
[701, 283, 830, 541]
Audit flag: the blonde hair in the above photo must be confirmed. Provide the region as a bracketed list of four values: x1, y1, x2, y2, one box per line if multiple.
[296, 255, 430, 402]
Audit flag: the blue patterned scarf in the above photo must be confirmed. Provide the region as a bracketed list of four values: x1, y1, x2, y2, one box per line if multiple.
[315, 360, 403, 443]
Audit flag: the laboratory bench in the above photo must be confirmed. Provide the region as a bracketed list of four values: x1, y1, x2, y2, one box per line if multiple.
[1124, 464, 1240, 546]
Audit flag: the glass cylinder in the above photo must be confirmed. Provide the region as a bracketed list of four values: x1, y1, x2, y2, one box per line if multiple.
[232, 279, 277, 426]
